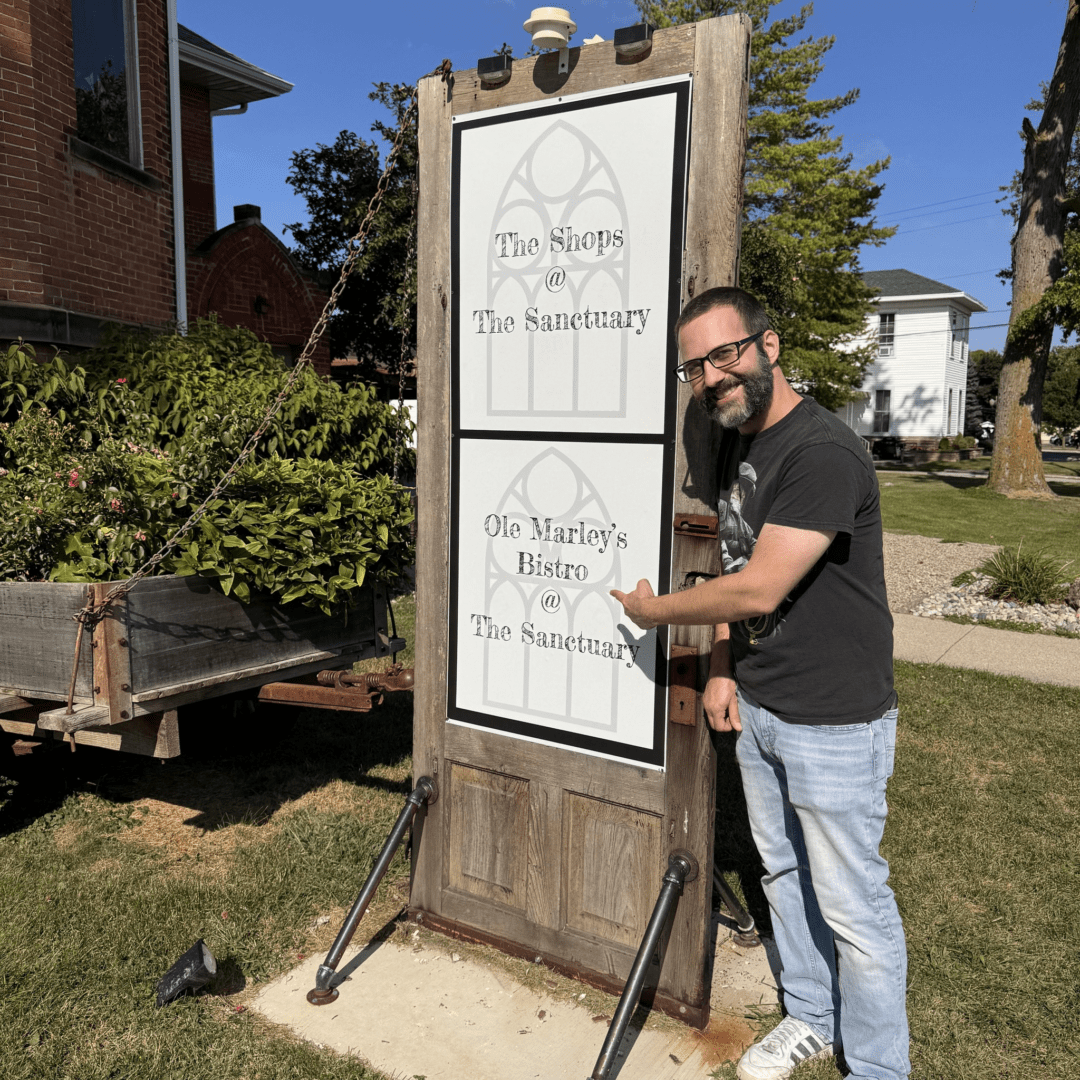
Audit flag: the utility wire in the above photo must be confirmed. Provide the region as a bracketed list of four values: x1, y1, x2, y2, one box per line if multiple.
[882, 189, 1002, 216]
[893, 212, 1004, 236]
[867, 321, 1010, 343]
[887, 197, 998, 224]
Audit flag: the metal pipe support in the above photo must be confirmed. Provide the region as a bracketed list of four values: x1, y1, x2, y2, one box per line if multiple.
[307, 775, 437, 1005]
[589, 850, 697, 1080]
[712, 867, 760, 947]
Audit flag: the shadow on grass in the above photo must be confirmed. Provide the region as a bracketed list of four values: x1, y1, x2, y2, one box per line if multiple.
[0, 691, 415, 837]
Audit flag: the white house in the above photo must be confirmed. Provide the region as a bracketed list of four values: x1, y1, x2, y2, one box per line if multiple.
[839, 270, 987, 451]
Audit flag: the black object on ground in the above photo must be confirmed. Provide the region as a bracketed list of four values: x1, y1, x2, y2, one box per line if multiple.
[156, 939, 217, 1006]
[590, 850, 698, 1080]
[307, 775, 437, 1006]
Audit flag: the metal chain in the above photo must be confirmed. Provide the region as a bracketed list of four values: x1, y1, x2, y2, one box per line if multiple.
[393, 172, 418, 482]
[65, 66, 445, 677]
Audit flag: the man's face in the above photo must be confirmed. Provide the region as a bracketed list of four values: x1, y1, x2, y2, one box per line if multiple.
[678, 306, 775, 429]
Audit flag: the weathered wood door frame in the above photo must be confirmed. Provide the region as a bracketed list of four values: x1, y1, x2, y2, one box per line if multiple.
[412, 16, 750, 1027]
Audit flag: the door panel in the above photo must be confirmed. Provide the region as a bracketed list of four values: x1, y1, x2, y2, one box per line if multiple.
[563, 794, 662, 947]
[446, 762, 530, 910]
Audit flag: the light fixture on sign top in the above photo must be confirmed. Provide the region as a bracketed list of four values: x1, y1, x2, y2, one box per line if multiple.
[524, 7, 576, 50]
[477, 53, 513, 85]
[613, 22, 655, 57]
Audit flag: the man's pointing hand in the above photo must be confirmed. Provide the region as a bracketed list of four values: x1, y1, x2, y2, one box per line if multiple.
[610, 579, 660, 630]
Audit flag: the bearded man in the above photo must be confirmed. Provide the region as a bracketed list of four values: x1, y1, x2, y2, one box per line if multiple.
[611, 287, 908, 1080]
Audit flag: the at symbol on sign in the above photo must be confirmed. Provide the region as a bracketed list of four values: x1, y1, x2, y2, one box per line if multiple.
[545, 266, 566, 293]
[541, 589, 562, 613]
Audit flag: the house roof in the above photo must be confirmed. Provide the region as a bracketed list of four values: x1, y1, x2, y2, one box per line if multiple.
[178, 25, 293, 111]
[862, 269, 987, 313]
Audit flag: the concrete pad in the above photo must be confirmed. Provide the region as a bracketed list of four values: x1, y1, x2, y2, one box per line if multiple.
[892, 613, 975, 665]
[253, 918, 780, 1080]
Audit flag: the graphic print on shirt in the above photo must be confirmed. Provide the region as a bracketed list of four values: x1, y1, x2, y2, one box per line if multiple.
[717, 461, 789, 644]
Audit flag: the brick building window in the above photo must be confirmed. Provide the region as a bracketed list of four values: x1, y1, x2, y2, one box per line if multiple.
[873, 389, 891, 433]
[71, 0, 142, 166]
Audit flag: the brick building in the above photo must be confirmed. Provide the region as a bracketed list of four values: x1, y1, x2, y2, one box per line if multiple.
[0, 1, 330, 373]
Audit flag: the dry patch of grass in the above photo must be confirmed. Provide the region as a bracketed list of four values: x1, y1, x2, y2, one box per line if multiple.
[117, 776, 409, 879]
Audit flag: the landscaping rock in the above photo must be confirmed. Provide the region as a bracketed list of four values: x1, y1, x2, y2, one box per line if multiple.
[1068, 578, 1080, 610]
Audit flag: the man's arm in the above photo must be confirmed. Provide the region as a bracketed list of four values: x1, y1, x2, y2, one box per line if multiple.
[610, 522, 837, 630]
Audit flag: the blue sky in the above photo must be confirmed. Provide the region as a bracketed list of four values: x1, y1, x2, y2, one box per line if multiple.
[178, 0, 1072, 352]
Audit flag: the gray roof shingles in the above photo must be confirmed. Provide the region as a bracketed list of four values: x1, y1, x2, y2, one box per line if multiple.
[861, 269, 964, 296]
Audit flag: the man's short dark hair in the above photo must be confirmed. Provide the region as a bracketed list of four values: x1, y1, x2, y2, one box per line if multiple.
[674, 287, 772, 354]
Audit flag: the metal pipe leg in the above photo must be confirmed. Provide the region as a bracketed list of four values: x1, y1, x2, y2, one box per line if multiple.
[712, 867, 760, 947]
[307, 775, 437, 1005]
[590, 851, 698, 1080]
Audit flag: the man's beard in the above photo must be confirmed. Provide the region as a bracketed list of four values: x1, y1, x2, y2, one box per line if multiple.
[700, 349, 774, 428]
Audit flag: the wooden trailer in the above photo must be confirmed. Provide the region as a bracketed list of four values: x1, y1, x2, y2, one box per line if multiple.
[0, 575, 408, 758]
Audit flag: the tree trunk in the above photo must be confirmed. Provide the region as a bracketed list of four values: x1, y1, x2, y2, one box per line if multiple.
[988, 0, 1080, 497]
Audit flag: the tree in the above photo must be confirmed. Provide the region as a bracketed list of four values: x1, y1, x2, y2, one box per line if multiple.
[636, 0, 894, 409]
[966, 349, 1004, 435]
[1042, 345, 1080, 442]
[988, 0, 1080, 496]
[284, 84, 416, 392]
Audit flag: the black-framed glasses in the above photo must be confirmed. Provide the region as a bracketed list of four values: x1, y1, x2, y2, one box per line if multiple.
[672, 330, 765, 383]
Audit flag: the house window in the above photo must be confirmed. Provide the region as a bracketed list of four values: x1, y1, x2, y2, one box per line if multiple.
[878, 313, 895, 357]
[71, 0, 142, 166]
[873, 389, 891, 433]
[950, 311, 968, 360]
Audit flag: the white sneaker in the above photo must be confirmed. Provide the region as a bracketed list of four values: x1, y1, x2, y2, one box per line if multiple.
[735, 1016, 834, 1080]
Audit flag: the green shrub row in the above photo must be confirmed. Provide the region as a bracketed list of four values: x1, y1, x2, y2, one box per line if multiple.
[937, 435, 978, 450]
[0, 321, 414, 613]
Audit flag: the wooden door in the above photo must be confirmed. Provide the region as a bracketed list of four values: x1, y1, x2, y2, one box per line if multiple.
[412, 16, 750, 1026]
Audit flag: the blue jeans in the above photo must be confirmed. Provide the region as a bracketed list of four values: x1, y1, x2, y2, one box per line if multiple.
[735, 690, 910, 1080]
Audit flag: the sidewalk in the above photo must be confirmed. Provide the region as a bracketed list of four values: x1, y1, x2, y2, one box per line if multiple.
[893, 612, 1080, 688]
[876, 466, 1080, 484]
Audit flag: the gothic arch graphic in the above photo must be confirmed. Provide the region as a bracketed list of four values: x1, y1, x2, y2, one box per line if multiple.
[484, 119, 630, 419]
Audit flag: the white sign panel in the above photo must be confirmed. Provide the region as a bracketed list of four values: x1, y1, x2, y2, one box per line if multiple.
[449, 78, 690, 767]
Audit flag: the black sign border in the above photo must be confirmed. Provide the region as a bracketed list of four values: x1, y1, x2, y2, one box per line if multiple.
[447, 78, 690, 768]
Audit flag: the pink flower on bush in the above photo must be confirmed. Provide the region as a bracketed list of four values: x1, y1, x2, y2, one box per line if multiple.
[109, 498, 122, 512]
[116, 377, 127, 384]
[134, 531, 147, 541]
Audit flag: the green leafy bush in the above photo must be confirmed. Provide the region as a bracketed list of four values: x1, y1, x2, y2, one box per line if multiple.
[0, 324, 414, 613]
[953, 435, 977, 449]
[937, 437, 954, 450]
[979, 543, 1074, 606]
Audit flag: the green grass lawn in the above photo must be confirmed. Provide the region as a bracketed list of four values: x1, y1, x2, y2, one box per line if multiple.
[878, 473, 1080, 562]
[2, 596, 1079, 1080]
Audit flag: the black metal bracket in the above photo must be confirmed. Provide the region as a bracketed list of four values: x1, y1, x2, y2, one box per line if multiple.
[307, 775, 437, 1005]
[589, 850, 699, 1080]
[713, 867, 760, 947]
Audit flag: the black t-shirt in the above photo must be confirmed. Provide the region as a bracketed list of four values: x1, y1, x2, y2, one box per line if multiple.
[716, 397, 894, 725]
